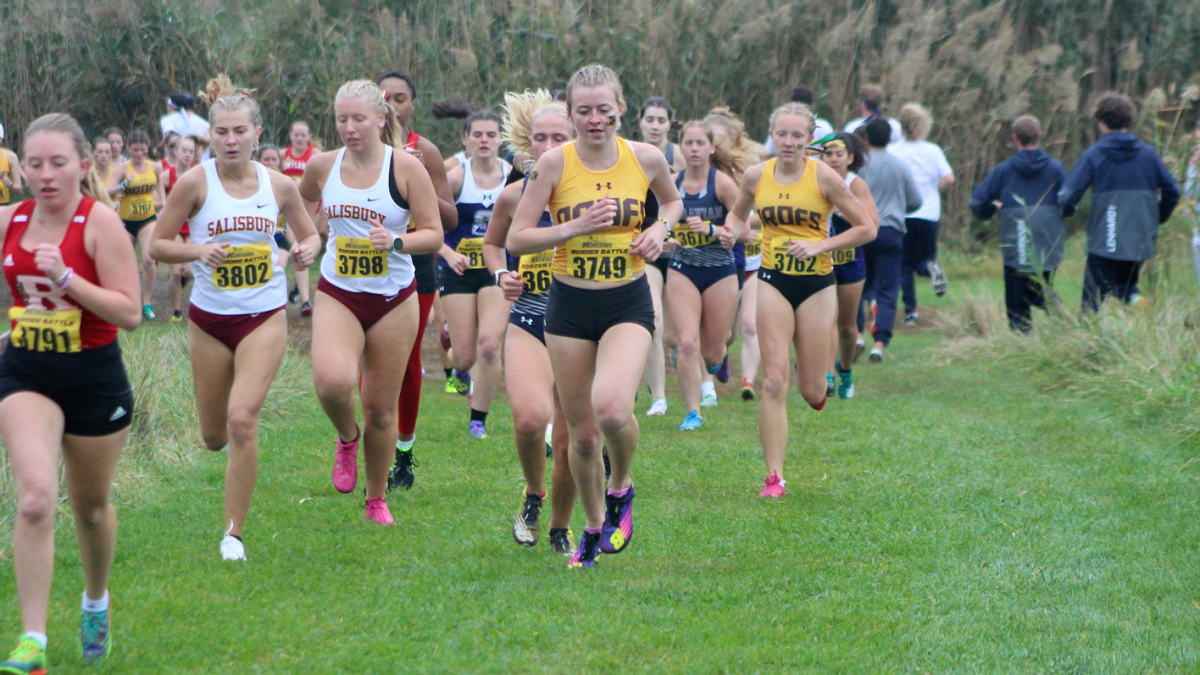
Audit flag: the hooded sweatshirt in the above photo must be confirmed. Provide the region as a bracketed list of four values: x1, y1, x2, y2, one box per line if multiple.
[1059, 132, 1180, 261]
[971, 149, 1067, 271]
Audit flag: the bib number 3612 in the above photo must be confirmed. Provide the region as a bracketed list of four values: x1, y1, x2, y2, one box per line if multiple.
[336, 237, 388, 278]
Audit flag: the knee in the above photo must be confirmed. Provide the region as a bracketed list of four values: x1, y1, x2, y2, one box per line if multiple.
[512, 409, 548, 440]
[453, 344, 477, 368]
[571, 431, 603, 459]
[226, 407, 260, 445]
[169, 267, 182, 281]
[742, 319, 757, 338]
[313, 371, 354, 403]
[595, 401, 632, 437]
[678, 334, 700, 358]
[478, 338, 500, 365]
[799, 380, 826, 407]
[17, 486, 56, 527]
[201, 430, 228, 452]
[73, 500, 110, 530]
[701, 341, 725, 365]
[362, 403, 397, 432]
[142, 254, 155, 269]
[762, 367, 790, 400]
[838, 323, 858, 340]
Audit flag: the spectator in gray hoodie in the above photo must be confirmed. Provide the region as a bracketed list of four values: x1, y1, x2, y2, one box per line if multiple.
[1060, 93, 1180, 311]
[856, 118, 922, 361]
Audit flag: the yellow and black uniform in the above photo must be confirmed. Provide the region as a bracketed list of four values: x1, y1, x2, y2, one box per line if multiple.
[544, 138, 657, 341]
[0, 150, 12, 205]
[117, 161, 158, 237]
[755, 157, 836, 310]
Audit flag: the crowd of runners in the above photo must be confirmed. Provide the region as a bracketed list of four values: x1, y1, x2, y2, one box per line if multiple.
[0, 63, 1185, 672]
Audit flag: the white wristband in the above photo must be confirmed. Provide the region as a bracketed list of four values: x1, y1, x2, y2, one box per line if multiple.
[494, 269, 508, 284]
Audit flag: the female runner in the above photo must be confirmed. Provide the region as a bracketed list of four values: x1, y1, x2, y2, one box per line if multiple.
[0, 113, 140, 672]
[636, 97, 682, 417]
[106, 130, 165, 320]
[102, 128, 126, 163]
[508, 64, 679, 568]
[726, 103, 876, 498]
[377, 70, 460, 488]
[819, 132, 879, 400]
[165, 134, 198, 321]
[151, 77, 320, 558]
[440, 110, 512, 438]
[739, 220, 763, 400]
[298, 80, 442, 524]
[92, 137, 114, 187]
[281, 121, 317, 315]
[666, 121, 742, 430]
[484, 89, 576, 554]
[158, 131, 182, 175]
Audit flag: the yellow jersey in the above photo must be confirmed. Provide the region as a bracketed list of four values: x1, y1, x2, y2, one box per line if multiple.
[117, 161, 157, 222]
[755, 158, 833, 276]
[549, 138, 649, 282]
[97, 165, 113, 189]
[0, 149, 10, 205]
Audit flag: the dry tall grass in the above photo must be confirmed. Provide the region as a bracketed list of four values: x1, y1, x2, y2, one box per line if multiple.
[1, 0, 1198, 246]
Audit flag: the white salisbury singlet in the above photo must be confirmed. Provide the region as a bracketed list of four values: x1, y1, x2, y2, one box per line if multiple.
[319, 146, 414, 296]
[188, 160, 286, 315]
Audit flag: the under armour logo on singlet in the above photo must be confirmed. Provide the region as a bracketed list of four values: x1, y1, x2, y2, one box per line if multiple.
[778, 193, 790, 199]
[596, 182, 612, 191]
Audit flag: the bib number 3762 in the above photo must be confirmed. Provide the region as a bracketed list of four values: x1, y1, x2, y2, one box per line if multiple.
[336, 237, 388, 278]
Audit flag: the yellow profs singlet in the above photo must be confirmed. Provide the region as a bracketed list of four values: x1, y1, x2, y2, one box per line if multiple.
[117, 161, 157, 222]
[549, 138, 649, 283]
[755, 158, 834, 276]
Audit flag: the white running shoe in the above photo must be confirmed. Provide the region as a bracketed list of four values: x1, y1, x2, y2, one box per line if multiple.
[221, 534, 246, 561]
[869, 345, 885, 363]
[645, 398, 668, 416]
[701, 391, 718, 408]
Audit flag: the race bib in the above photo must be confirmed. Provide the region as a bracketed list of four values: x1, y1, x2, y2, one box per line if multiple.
[214, 244, 273, 291]
[519, 250, 554, 295]
[672, 221, 715, 249]
[566, 231, 634, 282]
[744, 233, 762, 257]
[831, 248, 856, 265]
[456, 237, 486, 270]
[764, 236, 824, 276]
[130, 199, 153, 217]
[9, 307, 82, 353]
[336, 236, 388, 278]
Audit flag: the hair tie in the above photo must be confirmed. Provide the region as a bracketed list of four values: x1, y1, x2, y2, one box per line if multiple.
[239, 90, 253, 98]
[383, 91, 390, 101]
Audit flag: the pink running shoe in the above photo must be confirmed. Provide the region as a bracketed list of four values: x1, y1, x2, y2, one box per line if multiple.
[365, 497, 396, 525]
[760, 472, 786, 498]
[332, 426, 360, 494]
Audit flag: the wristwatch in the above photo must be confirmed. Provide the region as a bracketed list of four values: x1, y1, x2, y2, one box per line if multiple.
[391, 236, 404, 252]
[494, 269, 508, 284]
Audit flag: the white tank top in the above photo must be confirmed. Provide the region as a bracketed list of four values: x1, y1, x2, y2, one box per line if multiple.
[188, 160, 286, 315]
[319, 146, 414, 295]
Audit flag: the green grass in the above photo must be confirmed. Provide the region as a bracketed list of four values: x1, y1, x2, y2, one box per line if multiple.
[2, 275, 1200, 673]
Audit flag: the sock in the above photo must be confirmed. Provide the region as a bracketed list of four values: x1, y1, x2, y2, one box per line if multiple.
[810, 396, 827, 412]
[607, 485, 630, 498]
[527, 492, 546, 499]
[81, 590, 109, 613]
[444, 368, 453, 379]
[470, 408, 488, 425]
[836, 362, 850, 375]
[585, 525, 603, 534]
[706, 362, 721, 375]
[396, 437, 415, 451]
[340, 425, 360, 444]
[22, 632, 47, 649]
[701, 382, 716, 396]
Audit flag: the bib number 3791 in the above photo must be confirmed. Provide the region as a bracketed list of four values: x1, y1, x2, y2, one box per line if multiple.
[336, 237, 388, 278]
[9, 307, 82, 353]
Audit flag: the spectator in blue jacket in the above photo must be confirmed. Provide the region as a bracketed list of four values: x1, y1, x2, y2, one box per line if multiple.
[971, 115, 1067, 332]
[1060, 93, 1180, 312]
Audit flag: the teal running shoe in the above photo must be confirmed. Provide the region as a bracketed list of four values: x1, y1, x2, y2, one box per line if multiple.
[826, 371, 836, 397]
[678, 410, 702, 431]
[835, 359, 854, 400]
[81, 602, 111, 664]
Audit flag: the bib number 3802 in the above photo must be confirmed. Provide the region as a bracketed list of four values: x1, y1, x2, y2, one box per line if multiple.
[9, 307, 82, 353]
[214, 244, 273, 291]
[336, 237, 388, 278]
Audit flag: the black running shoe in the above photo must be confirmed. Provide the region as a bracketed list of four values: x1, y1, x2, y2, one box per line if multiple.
[387, 447, 417, 491]
[548, 527, 574, 556]
[512, 492, 543, 547]
[603, 451, 611, 481]
[289, 283, 301, 304]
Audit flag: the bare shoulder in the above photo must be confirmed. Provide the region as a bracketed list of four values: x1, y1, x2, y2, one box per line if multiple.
[628, 140, 667, 165]
[306, 151, 338, 174]
[0, 204, 18, 240]
[714, 170, 739, 192]
[268, 168, 300, 194]
[417, 136, 443, 159]
[742, 161, 767, 185]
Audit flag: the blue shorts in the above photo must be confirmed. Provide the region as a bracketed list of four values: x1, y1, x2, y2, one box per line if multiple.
[668, 259, 737, 294]
[833, 248, 866, 284]
[509, 311, 545, 345]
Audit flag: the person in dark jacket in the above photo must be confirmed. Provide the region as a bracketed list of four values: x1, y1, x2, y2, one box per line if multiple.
[971, 115, 1067, 332]
[1060, 93, 1180, 312]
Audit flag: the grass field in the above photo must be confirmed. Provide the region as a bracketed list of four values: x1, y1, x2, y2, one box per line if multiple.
[1, 256, 1199, 673]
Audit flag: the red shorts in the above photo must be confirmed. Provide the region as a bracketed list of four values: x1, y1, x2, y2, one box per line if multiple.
[317, 276, 417, 331]
[189, 305, 284, 352]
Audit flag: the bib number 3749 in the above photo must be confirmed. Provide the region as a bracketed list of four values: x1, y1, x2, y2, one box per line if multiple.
[336, 237, 388, 278]
[9, 307, 82, 353]
[566, 232, 633, 282]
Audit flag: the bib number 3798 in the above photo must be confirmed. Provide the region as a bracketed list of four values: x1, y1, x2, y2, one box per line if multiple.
[336, 237, 388, 278]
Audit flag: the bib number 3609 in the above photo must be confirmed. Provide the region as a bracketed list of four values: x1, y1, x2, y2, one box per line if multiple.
[336, 237, 388, 278]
